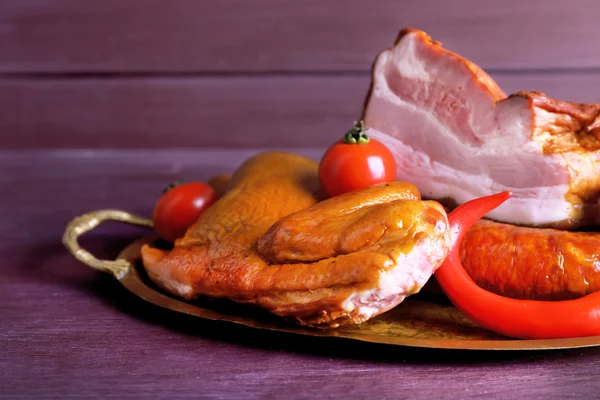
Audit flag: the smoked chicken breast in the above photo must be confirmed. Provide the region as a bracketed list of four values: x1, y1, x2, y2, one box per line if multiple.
[363, 29, 600, 229]
[142, 152, 451, 328]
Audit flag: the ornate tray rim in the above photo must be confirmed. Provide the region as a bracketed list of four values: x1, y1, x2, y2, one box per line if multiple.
[64, 209, 600, 351]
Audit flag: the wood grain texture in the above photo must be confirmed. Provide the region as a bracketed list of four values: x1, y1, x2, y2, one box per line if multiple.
[3, 148, 600, 398]
[2, 72, 600, 149]
[0, 0, 599, 73]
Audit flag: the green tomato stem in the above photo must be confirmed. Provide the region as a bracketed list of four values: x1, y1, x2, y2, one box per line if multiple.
[342, 121, 370, 144]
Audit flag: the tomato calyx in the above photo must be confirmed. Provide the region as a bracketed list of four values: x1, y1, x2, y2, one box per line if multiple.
[162, 181, 183, 194]
[342, 121, 370, 144]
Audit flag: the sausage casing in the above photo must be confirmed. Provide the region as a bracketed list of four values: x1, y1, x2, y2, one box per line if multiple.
[459, 219, 600, 300]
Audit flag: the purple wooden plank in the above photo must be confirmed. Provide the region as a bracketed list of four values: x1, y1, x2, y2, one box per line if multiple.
[0, 0, 599, 72]
[2, 73, 600, 149]
[0, 76, 371, 148]
[3, 149, 600, 398]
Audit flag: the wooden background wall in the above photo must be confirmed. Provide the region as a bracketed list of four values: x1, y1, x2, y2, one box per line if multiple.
[1, 0, 599, 149]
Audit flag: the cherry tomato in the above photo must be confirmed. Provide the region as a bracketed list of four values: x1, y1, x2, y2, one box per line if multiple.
[153, 182, 218, 243]
[319, 121, 396, 197]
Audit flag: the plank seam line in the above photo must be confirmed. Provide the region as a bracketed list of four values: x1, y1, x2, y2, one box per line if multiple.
[2, 67, 600, 79]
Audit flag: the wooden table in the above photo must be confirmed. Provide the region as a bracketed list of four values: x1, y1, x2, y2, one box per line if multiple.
[3, 149, 600, 399]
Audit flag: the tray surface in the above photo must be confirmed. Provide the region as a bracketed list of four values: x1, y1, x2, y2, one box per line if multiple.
[116, 236, 600, 351]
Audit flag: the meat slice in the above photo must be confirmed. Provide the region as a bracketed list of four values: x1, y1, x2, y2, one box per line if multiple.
[363, 28, 600, 229]
[141, 152, 451, 328]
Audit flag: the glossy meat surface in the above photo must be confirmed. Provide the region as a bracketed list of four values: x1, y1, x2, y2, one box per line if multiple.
[460, 219, 600, 300]
[141, 151, 451, 328]
[363, 28, 600, 228]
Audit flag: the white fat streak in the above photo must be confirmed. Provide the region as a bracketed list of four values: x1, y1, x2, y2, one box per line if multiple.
[389, 35, 432, 81]
[172, 282, 194, 297]
[371, 131, 573, 225]
[161, 268, 194, 298]
[340, 236, 445, 320]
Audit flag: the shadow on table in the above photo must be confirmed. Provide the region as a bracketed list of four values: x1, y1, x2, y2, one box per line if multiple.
[93, 274, 600, 364]
[22, 233, 600, 366]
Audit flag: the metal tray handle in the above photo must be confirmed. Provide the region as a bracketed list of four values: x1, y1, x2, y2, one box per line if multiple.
[63, 210, 153, 278]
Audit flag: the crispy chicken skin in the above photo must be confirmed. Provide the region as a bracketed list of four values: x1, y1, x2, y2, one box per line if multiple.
[142, 151, 451, 328]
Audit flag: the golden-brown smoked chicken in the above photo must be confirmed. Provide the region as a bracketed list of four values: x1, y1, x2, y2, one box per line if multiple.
[142, 151, 451, 328]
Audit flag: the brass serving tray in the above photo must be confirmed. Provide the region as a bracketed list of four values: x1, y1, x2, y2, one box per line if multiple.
[63, 209, 600, 351]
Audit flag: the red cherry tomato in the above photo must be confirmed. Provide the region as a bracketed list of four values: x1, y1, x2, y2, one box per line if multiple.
[153, 182, 218, 243]
[319, 121, 396, 197]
